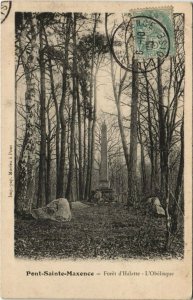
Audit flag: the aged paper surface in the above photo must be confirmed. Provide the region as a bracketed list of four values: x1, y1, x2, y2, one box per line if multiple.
[1, 1, 192, 299]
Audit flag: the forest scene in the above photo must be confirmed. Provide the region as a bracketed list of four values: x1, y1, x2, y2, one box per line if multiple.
[15, 11, 184, 259]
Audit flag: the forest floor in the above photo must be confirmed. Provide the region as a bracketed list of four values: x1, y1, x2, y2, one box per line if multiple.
[15, 203, 184, 260]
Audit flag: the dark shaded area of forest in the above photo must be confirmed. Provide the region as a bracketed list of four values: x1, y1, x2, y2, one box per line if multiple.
[15, 203, 183, 259]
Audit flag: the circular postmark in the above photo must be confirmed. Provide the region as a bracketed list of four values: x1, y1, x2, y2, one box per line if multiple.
[1, 1, 12, 24]
[109, 16, 170, 73]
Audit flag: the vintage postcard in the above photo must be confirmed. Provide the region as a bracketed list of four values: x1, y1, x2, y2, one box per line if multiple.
[1, 1, 192, 299]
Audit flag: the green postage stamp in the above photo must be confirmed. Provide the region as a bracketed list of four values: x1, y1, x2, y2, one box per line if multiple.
[131, 7, 176, 59]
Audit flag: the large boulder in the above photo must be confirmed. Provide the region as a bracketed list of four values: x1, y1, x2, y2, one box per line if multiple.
[146, 197, 165, 217]
[31, 198, 72, 222]
[153, 197, 161, 206]
[152, 203, 165, 216]
[146, 197, 161, 206]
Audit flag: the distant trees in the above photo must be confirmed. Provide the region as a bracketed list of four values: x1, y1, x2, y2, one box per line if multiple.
[107, 19, 139, 207]
[105, 13, 184, 249]
[138, 14, 184, 248]
[15, 12, 107, 212]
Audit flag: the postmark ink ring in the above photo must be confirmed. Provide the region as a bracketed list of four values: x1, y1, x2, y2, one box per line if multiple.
[1, 1, 12, 24]
[110, 15, 170, 73]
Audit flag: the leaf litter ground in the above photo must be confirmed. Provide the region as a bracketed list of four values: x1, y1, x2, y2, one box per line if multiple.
[15, 203, 184, 260]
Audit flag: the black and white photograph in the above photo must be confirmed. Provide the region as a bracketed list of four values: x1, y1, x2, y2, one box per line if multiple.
[1, 2, 192, 299]
[14, 9, 185, 260]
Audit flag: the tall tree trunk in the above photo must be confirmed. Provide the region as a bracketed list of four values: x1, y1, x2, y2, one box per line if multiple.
[110, 55, 130, 170]
[171, 119, 184, 233]
[76, 80, 83, 200]
[83, 111, 87, 199]
[85, 14, 97, 200]
[46, 110, 52, 204]
[90, 68, 98, 193]
[44, 27, 60, 198]
[74, 139, 79, 201]
[37, 18, 46, 208]
[65, 13, 77, 201]
[15, 13, 38, 215]
[85, 118, 92, 200]
[58, 14, 71, 198]
[144, 73, 156, 194]
[127, 59, 138, 207]
[138, 113, 147, 195]
[157, 59, 170, 250]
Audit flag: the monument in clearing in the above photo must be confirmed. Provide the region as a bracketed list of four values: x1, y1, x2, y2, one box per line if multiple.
[98, 121, 114, 201]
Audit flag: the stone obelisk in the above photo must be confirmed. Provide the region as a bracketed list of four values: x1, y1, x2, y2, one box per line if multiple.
[99, 121, 110, 189]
